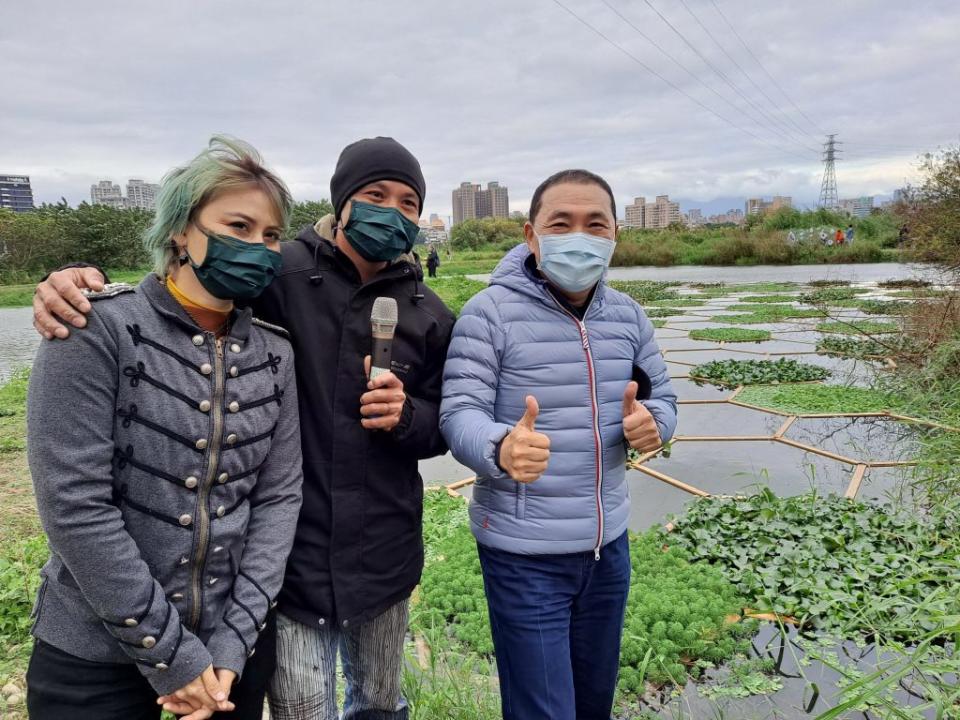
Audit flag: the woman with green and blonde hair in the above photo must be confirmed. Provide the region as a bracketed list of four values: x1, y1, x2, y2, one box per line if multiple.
[26, 136, 303, 720]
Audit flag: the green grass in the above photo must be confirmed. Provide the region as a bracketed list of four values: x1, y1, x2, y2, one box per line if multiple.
[646, 298, 705, 307]
[0, 268, 150, 308]
[689, 328, 771, 343]
[736, 383, 897, 414]
[423, 276, 487, 316]
[816, 320, 900, 335]
[0, 286, 34, 308]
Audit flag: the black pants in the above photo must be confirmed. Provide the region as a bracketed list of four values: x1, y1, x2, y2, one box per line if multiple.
[27, 612, 276, 720]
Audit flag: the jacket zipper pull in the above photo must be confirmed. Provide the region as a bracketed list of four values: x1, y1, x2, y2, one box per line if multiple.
[594, 548, 601, 562]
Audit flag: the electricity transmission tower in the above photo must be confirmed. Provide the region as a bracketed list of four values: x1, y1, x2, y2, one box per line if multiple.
[818, 134, 841, 209]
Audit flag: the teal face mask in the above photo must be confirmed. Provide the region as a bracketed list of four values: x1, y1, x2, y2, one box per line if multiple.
[343, 201, 420, 262]
[186, 226, 283, 300]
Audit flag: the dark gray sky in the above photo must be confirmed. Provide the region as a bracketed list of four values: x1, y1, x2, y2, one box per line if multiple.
[3, 0, 958, 218]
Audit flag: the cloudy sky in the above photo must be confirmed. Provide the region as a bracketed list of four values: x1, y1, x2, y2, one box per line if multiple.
[2, 0, 959, 219]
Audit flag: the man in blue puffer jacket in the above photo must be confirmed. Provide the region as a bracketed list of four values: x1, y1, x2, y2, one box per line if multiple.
[440, 169, 677, 720]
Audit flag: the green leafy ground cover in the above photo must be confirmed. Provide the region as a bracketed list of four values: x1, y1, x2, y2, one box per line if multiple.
[645, 298, 705, 307]
[816, 335, 917, 359]
[689, 328, 771, 343]
[608, 280, 679, 304]
[737, 294, 801, 303]
[710, 307, 824, 324]
[800, 287, 871, 304]
[831, 298, 911, 315]
[690, 359, 829, 388]
[735, 384, 897, 414]
[644, 307, 685, 318]
[816, 320, 900, 335]
[412, 493, 754, 695]
[667, 491, 959, 637]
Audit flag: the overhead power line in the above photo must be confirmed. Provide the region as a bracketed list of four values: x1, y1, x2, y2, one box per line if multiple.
[676, 0, 820, 145]
[707, 0, 826, 135]
[599, 0, 817, 154]
[639, 0, 820, 157]
[548, 0, 816, 163]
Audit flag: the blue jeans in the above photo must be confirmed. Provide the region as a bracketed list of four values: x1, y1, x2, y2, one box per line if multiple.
[269, 600, 409, 720]
[477, 531, 631, 720]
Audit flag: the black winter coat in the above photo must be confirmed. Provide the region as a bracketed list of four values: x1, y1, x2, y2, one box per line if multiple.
[252, 221, 455, 629]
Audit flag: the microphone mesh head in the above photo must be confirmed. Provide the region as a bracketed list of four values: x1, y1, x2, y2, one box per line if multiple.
[371, 296, 398, 325]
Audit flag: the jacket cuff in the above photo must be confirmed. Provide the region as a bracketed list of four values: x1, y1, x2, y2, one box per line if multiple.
[484, 423, 514, 481]
[140, 632, 213, 696]
[206, 626, 251, 679]
[391, 397, 416, 440]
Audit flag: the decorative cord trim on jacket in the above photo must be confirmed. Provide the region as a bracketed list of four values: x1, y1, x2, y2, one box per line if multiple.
[116, 405, 203, 453]
[127, 324, 204, 374]
[124, 362, 201, 411]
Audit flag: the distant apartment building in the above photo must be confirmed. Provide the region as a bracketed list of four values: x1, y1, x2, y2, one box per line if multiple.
[452, 181, 509, 225]
[419, 215, 449, 244]
[126, 179, 160, 210]
[0, 175, 35, 212]
[91, 180, 126, 209]
[685, 208, 703, 226]
[745, 196, 793, 215]
[644, 195, 681, 229]
[706, 209, 745, 225]
[624, 197, 645, 228]
[840, 196, 874, 218]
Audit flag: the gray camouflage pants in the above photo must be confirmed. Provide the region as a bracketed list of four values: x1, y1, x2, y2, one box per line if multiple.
[268, 600, 409, 720]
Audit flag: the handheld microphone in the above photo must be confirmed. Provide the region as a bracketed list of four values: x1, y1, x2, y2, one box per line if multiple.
[370, 297, 398, 380]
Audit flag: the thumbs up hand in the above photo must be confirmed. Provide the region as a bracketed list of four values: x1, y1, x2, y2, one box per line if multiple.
[498, 396, 551, 484]
[623, 381, 662, 453]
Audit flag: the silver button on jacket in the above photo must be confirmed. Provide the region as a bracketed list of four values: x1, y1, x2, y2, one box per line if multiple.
[27, 276, 303, 697]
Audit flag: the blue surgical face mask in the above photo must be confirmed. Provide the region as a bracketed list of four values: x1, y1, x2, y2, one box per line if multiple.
[535, 231, 616, 293]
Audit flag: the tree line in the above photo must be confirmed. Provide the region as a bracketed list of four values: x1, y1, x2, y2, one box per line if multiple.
[0, 200, 334, 283]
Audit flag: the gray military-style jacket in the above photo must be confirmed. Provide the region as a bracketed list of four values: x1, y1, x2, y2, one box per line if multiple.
[27, 274, 303, 695]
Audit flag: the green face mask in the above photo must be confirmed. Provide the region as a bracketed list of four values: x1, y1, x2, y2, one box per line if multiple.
[343, 201, 421, 262]
[185, 225, 283, 300]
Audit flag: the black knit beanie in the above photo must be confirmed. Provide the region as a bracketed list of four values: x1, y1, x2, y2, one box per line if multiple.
[330, 137, 426, 219]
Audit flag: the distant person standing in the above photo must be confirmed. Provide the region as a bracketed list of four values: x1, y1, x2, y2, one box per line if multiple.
[820, 228, 831, 246]
[835, 228, 845, 246]
[787, 230, 797, 245]
[846, 224, 855, 245]
[426, 245, 440, 277]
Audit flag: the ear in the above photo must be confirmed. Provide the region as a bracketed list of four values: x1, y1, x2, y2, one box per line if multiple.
[524, 221, 539, 259]
[338, 199, 352, 230]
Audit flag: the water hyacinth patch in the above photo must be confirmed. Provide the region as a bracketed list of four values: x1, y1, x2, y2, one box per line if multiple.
[816, 320, 899, 335]
[609, 280, 679, 304]
[816, 335, 917, 359]
[690, 358, 830, 388]
[735, 384, 896, 415]
[689, 328, 771, 343]
[800, 287, 871, 304]
[667, 491, 959, 637]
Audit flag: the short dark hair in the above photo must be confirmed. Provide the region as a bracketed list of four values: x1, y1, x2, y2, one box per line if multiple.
[529, 169, 617, 224]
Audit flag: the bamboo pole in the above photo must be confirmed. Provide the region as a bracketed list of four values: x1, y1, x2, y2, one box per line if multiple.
[635, 466, 710, 497]
[844, 464, 868, 499]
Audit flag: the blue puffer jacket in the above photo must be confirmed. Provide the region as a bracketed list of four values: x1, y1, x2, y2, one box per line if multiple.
[440, 244, 677, 556]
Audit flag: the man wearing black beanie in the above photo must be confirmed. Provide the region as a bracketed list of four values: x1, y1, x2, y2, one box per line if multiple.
[33, 137, 455, 720]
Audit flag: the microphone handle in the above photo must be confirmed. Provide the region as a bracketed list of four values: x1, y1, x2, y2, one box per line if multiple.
[370, 331, 394, 380]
